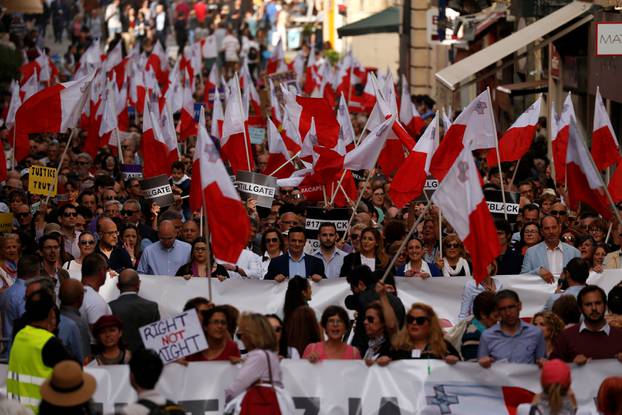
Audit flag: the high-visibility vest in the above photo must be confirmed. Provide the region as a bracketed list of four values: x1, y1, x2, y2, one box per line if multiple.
[7, 325, 54, 413]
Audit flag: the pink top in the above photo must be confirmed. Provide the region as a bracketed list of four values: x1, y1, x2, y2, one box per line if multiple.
[302, 342, 361, 360]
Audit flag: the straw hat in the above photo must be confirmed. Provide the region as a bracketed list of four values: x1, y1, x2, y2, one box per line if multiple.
[40, 361, 96, 407]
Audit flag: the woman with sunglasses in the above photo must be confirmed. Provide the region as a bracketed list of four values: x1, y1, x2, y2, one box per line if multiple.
[437, 235, 471, 277]
[340, 227, 388, 277]
[396, 238, 441, 278]
[304, 305, 361, 362]
[187, 306, 241, 362]
[259, 228, 284, 278]
[62, 231, 96, 279]
[176, 237, 230, 280]
[377, 303, 460, 366]
[266, 314, 300, 359]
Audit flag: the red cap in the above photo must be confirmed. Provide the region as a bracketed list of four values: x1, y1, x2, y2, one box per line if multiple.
[541, 359, 571, 388]
[92, 315, 123, 336]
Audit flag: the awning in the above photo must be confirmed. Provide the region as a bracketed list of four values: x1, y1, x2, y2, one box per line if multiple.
[337, 7, 399, 38]
[496, 80, 548, 96]
[435, 1, 595, 90]
[0, 0, 43, 14]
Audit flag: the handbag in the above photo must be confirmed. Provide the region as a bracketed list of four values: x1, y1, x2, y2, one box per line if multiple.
[239, 351, 282, 415]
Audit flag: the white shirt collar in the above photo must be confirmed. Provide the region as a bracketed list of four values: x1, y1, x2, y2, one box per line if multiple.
[579, 320, 611, 335]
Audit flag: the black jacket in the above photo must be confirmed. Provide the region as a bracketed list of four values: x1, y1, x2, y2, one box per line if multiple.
[109, 293, 160, 351]
[264, 253, 326, 280]
[339, 252, 384, 278]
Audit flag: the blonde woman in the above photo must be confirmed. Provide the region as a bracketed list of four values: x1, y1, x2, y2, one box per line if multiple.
[437, 234, 471, 277]
[224, 313, 296, 414]
[533, 311, 565, 358]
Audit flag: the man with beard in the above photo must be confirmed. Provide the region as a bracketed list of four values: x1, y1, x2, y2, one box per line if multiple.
[552, 285, 622, 364]
[312, 223, 346, 279]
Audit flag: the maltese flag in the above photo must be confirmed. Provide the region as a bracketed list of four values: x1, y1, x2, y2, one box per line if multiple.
[221, 74, 254, 173]
[591, 87, 620, 171]
[487, 96, 542, 166]
[264, 117, 295, 178]
[551, 93, 575, 185]
[432, 146, 500, 283]
[430, 89, 497, 181]
[189, 108, 250, 263]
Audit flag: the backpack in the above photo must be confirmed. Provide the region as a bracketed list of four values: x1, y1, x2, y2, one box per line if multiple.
[137, 399, 186, 415]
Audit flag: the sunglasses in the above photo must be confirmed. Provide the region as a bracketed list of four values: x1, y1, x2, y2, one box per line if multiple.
[350, 234, 361, 240]
[445, 243, 460, 249]
[265, 237, 279, 243]
[79, 240, 95, 246]
[550, 210, 567, 216]
[76, 161, 90, 166]
[15, 212, 31, 218]
[63, 212, 77, 217]
[121, 210, 139, 216]
[406, 315, 429, 326]
[365, 316, 377, 323]
[562, 235, 575, 242]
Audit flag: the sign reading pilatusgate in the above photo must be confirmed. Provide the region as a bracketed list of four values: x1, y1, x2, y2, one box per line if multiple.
[235, 171, 277, 208]
[141, 175, 174, 207]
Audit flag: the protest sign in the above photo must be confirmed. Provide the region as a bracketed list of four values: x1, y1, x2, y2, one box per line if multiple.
[248, 126, 266, 144]
[28, 165, 57, 197]
[139, 309, 208, 364]
[236, 171, 277, 208]
[484, 189, 520, 223]
[265, 70, 298, 107]
[414, 176, 439, 202]
[304, 208, 350, 251]
[0, 213, 13, 233]
[141, 175, 175, 207]
[121, 164, 143, 181]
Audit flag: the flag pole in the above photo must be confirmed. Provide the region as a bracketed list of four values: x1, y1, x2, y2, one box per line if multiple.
[11, 120, 16, 171]
[269, 151, 300, 176]
[44, 127, 78, 206]
[235, 72, 252, 172]
[108, 82, 124, 165]
[202, 197, 213, 301]
[380, 199, 432, 282]
[438, 209, 443, 260]
[488, 87, 508, 220]
[509, 158, 521, 189]
[199, 207, 204, 237]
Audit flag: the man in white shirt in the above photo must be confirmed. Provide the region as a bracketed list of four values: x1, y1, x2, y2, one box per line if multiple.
[313, 222, 346, 279]
[79, 253, 112, 345]
[222, 25, 240, 77]
[58, 205, 81, 259]
[105, 0, 122, 41]
[219, 248, 263, 279]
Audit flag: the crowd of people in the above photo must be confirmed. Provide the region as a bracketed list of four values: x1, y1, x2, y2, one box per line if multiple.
[1, 0, 622, 414]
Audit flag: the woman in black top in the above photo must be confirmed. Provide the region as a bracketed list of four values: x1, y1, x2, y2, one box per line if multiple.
[176, 237, 229, 280]
[378, 303, 460, 365]
[340, 227, 387, 277]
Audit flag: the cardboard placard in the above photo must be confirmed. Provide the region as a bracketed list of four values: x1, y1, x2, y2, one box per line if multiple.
[28, 166, 58, 197]
[304, 208, 350, 252]
[139, 309, 208, 364]
[121, 164, 143, 181]
[141, 175, 175, 207]
[484, 189, 520, 223]
[248, 127, 266, 144]
[0, 213, 13, 233]
[264, 70, 298, 107]
[235, 171, 277, 208]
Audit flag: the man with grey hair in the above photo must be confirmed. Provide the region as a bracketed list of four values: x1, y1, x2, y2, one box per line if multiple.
[109, 269, 160, 351]
[75, 153, 93, 180]
[138, 220, 191, 275]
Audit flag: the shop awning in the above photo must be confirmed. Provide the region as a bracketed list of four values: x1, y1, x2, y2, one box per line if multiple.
[496, 80, 548, 96]
[0, 0, 43, 14]
[435, 1, 595, 90]
[337, 7, 400, 38]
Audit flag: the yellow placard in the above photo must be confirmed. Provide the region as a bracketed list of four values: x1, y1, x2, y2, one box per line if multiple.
[28, 165, 58, 197]
[0, 213, 13, 234]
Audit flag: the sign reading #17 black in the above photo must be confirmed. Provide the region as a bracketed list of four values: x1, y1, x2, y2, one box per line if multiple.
[141, 175, 175, 208]
[235, 171, 278, 208]
[484, 189, 520, 223]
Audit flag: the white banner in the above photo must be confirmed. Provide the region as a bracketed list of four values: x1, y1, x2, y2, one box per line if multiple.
[0, 360, 616, 414]
[99, 271, 622, 324]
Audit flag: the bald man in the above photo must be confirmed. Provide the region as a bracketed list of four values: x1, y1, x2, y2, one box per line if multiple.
[96, 217, 134, 272]
[137, 220, 191, 275]
[109, 269, 160, 351]
[59, 279, 91, 360]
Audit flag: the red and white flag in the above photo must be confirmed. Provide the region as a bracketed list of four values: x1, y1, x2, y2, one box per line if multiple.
[179, 78, 197, 141]
[399, 74, 425, 137]
[390, 112, 440, 208]
[211, 87, 224, 139]
[591, 87, 620, 171]
[103, 41, 123, 73]
[190, 108, 250, 263]
[337, 92, 355, 150]
[98, 83, 118, 146]
[5, 81, 20, 130]
[551, 93, 575, 185]
[203, 64, 219, 109]
[431, 146, 500, 283]
[343, 117, 394, 171]
[566, 119, 612, 219]
[264, 117, 294, 178]
[20, 72, 39, 102]
[487, 96, 542, 166]
[430, 89, 497, 181]
[141, 97, 178, 178]
[165, 60, 183, 114]
[14, 72, 94, 162]
[221, 74, 254, 173]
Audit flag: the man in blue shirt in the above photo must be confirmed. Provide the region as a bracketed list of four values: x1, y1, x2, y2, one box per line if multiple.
[137, 220, 191, 275]
[478, 290, 546, 367]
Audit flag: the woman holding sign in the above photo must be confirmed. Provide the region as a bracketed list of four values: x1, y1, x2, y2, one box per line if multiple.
[224, 313, 296, 414]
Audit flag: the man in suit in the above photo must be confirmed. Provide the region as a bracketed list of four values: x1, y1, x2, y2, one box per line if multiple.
[109, 269, 160, 351]
[521, 215, 580, 283]
[264, 226, 325, 283]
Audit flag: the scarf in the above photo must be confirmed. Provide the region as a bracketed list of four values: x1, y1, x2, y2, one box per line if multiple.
[364, 335, 386, 360]
[443, 257, 471, 276]
[404, 260, 431, 276]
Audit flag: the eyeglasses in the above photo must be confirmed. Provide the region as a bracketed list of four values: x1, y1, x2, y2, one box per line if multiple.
[365, 316, 377, 323]
[63, 212, 77, 218]
[101, 230, 119, 236]
[562, 235, 575, 242]
[350, 234, 361, 240]
[121, 210, 139, 216]
[524, 230, 539, 235]
[76, 161, 90, 166]
[550, 210, 567, 216]
[406, 315, 429, 326]
[445, 243, 460, 249]
[15, 212, 31, 219]
[194, 247, 207, 252]
[79, 240, 95, 246]
[588, 227, 603, 233]
[281, 220, 298, 226]
[373, 192, 385, 197]
[266, 237, 279, 243]
[327, 318, 343, 326]
[43, 245, 60, 251]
